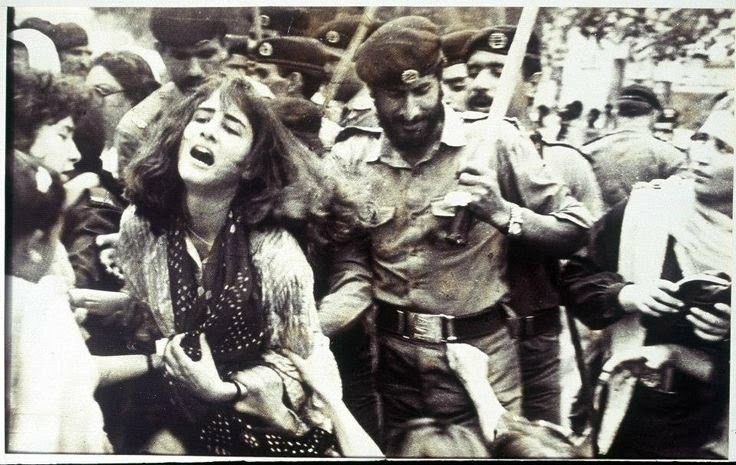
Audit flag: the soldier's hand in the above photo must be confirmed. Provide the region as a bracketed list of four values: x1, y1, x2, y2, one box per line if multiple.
[457, 168, 511, 230]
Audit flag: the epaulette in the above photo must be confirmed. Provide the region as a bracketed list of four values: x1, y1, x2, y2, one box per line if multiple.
[88, 186, 122, 209]
[461, 111, 520, 130]
[334, 125, 382, 144]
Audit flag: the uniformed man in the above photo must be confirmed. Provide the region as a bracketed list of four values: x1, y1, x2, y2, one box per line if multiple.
[582, 84, 687, 211]
[439, 29, 477, 112]
[311, 15, 382, 128]
[49, 22, 93, 78]
[318, 17, 592, 443]
[251, 35, 343, 147]
[113, 8, 230, 175]
[461, 26, 603, 425]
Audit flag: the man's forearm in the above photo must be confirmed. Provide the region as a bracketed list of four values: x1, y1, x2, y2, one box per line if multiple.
[492, 202, 587, 256]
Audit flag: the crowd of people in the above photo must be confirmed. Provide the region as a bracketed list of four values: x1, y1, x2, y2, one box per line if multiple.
[5, 6, 733, 459]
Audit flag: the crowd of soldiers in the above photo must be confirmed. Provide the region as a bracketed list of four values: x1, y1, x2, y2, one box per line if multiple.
[6, 6, 733, 459]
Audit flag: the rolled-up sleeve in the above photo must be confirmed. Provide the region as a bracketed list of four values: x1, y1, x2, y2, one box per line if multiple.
[495, 124, 594, 230]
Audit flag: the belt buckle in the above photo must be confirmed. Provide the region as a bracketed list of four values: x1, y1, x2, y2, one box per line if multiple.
[404, 312, 451, 343]
[508, 315, 534, 339]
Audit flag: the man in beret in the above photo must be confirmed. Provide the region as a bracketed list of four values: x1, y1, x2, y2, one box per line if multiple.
[440, 29, 477, 112]
[319, 16, 592, 444]
[248, 7, 310, 39]
[462, 26, 604, 425]
[582, 84, 687, 211]
[51, 22, 93, 78]
[310, 15, 381, 128]
[113, 7, 230, 176]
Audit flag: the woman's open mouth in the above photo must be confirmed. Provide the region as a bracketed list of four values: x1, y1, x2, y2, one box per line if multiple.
[191, 146, 214, 166]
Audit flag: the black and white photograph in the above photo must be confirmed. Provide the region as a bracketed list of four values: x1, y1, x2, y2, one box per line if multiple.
[3, 1, 734, 460]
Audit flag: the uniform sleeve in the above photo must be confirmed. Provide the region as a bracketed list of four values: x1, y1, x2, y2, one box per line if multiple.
[317, 239, 374, 336]
[561, 201, 631, 330]
[62, 192, 123, 290]
[494, 123, 594, 230]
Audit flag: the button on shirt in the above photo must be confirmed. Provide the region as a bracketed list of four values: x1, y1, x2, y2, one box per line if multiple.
[321, 106, 591, 318]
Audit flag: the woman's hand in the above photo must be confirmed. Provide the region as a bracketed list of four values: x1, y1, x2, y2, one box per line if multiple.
[617, 280, 685, 317]
[285, 349, 342, 405]
[231, 366, 299, 432]
[687, 303, 731, 342]
[163, 333, 236, 403]
[446, 342, 490, 389]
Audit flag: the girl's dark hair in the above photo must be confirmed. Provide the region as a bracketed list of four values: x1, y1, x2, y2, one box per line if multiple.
[11, 69, 92, 153]
[92, 51, 161, 105]
[9, 150, 66, 241]
[125, 74, 345, 236]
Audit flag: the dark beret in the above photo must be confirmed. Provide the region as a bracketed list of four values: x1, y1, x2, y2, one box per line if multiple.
[50, 22, 88, 51]
[253, 36, 339, 79]
[150, 8, 227, 46]
[312, 15, 382, 50]
[355, 16, 442, 89]
[18, 17, 55, 36]
[463, 25, 540, 62]
[249, 7, 310, 36]
[617, 84, 662, 111]
[271, 96, 323, 135]
[441, 29, 478, 67]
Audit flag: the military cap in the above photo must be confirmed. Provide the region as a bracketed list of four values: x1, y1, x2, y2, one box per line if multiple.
[18, 17, 55, 37]
[617, 84, 662, 111]
[249, 7, 310, 37]
[312, 15, 381, 50]
[355, 16, 442, 89]
[49, 22, 89, 51]
[150, 8, 227, 46]
[253, 36, 339, 78]
[441, 29, 478, 67]
[271, 97, 323, 135]
[463, 25, 541, 63]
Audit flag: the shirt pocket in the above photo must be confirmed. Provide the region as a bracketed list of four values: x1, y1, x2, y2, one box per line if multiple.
[368, 205, 397, 227]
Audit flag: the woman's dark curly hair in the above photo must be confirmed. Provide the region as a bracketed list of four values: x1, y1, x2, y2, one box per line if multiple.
[125, 73, 367, 240]
[92, 51, 160, 106]
[11, 68, 92, 153]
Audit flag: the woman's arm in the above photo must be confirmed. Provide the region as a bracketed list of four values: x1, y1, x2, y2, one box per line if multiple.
[286, 350, 383, 457]
[446, 343, 507, 445]
[94, 353, 162, 388]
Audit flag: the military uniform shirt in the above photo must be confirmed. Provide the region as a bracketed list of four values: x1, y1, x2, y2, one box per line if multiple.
[321, 106, 592, 318]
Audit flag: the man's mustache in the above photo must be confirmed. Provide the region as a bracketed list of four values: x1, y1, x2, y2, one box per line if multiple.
[467, 92, 493, 110]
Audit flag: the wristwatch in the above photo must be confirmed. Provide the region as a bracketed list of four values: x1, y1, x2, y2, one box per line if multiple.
[507, 204, 523, 237]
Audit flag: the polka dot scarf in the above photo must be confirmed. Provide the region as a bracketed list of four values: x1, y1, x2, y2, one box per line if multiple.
[165, 207, 336, 456]
[167, 209, 266, 369]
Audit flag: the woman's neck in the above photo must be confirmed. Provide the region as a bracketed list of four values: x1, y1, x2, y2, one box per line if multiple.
[185, 186, 238, 243]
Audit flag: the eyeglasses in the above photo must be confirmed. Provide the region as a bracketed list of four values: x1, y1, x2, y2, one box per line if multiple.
[93, 85, 126, 98]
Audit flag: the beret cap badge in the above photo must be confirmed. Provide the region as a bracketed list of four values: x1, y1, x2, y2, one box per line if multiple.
[401, 69, 420, 84]
[260, 14, 271, 27]
[258, 42, 273, 57]
[325, 30, 341, 44]
[488, 32, 508, 50]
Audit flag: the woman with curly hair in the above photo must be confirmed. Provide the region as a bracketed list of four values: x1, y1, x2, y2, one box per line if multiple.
[115, 73, 361, 456]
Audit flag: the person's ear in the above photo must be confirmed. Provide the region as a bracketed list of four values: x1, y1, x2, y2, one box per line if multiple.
[524, 71, 542, 98]
[25, 229, 49, 264]
[286, 71, 304, 96]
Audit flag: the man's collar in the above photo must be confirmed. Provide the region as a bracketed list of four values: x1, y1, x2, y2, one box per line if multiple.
[366, 104, 466, 166]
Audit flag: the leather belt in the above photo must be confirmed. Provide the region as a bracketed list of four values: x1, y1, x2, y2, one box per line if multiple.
[505, 307, 561, 340]
[375, 300, 507, 343]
